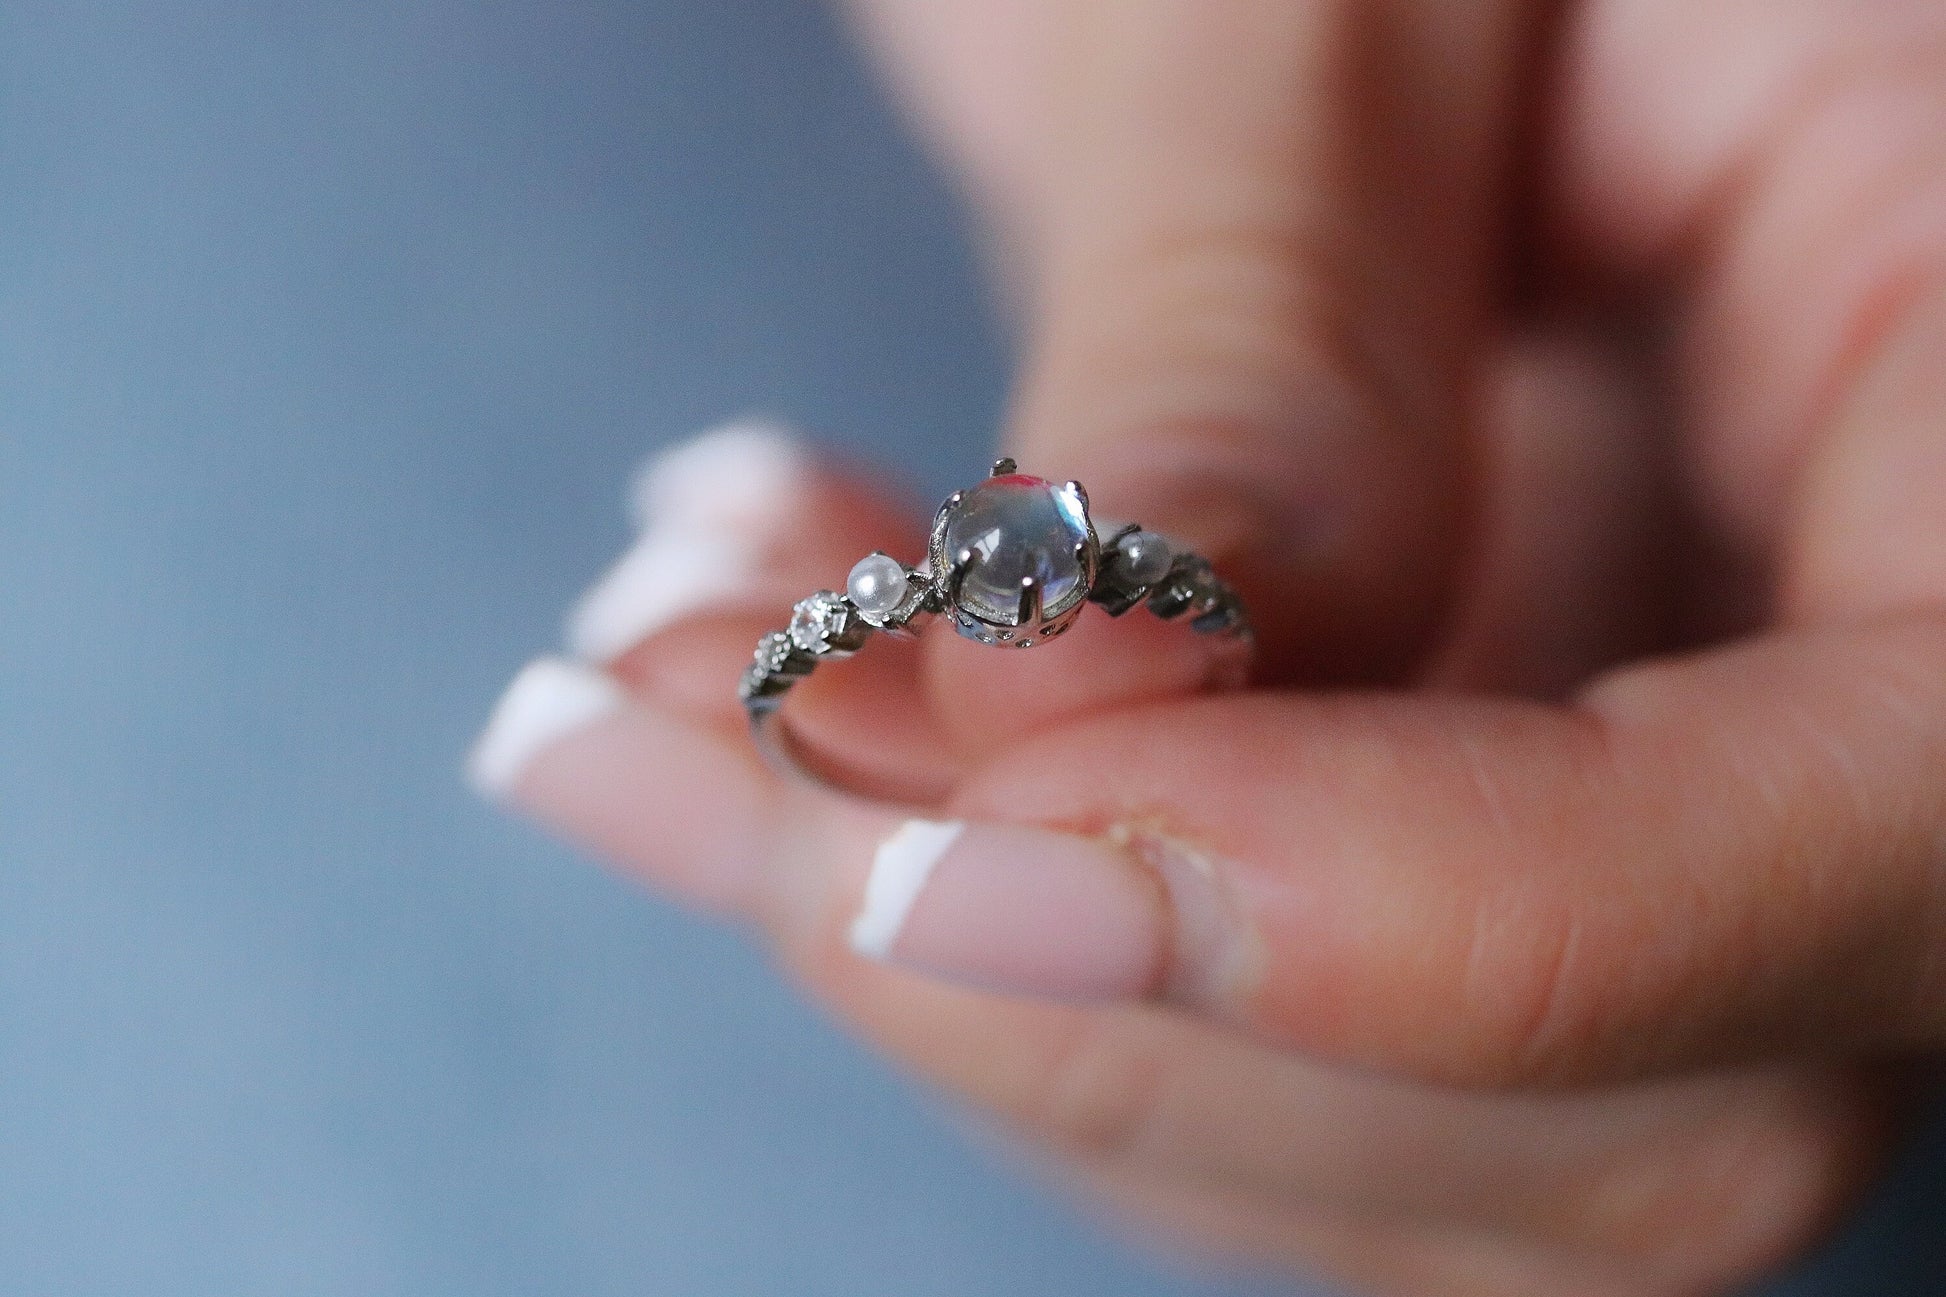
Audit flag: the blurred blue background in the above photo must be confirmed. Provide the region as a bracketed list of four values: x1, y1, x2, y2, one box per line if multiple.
[2, 3, 1942, 1294]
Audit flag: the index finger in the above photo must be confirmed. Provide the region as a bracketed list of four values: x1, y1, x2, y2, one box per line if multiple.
[846, 609, 1946, 1088]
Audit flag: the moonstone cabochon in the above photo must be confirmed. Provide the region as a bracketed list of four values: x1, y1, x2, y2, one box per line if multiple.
[937, 474, 1092, 626]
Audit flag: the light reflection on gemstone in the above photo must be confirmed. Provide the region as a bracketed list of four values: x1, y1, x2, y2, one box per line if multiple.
[939, 474, 1090, 626]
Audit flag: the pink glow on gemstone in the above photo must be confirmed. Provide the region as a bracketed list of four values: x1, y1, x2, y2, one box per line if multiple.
[940, 474, 1090, 627]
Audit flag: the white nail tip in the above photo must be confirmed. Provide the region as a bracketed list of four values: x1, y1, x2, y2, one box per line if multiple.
[849, 820, 965, 961]
[564, 528, 762, 663]
[627, 417, 811, 533]
[467, 657, 624, 798]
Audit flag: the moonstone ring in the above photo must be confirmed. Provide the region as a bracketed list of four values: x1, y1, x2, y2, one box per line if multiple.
[738, 459, 1252, 794]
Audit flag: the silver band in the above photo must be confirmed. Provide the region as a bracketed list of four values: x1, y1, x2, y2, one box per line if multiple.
[738, 460, 1252, 794]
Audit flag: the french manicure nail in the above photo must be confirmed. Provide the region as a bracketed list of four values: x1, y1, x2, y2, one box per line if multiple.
[849, 819, 1167, 1002]
[565, 528, 770, 663]
[567, 422, 816, 663]
[626, 417, 810, 532]
[467, 656, 625, 798]
[469, 655, 771, 914]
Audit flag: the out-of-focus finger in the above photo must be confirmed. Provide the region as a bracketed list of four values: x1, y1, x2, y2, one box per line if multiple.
[467, 657, 779, 915]
[563, 420, 961, 800]
[468, 421, 952, 909]
[1065, 1163, 1650, 1297]
[791, 911, 1884, 1269]
[1424, 323, 1678, 697]
[922, 0, 1538, 754]
[567, 419, 916, 681]
[1554, 0, 1946, 622]
[838, 613, 1946, 1087]
[467, 659, 1883, 1280]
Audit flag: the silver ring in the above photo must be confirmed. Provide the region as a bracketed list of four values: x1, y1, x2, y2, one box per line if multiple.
[738, 459, 1253, 795]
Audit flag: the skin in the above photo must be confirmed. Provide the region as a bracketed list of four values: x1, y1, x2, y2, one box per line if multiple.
[497, 3, 1946, 1294]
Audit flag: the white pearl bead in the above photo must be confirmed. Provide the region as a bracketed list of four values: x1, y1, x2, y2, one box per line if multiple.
[846, 553, 909, 617]
[1118, 531, 1174, 584]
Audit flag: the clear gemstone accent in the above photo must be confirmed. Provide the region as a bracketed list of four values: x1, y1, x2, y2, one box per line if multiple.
[789, 592, 855, 653]
[754, 631, 794, 672]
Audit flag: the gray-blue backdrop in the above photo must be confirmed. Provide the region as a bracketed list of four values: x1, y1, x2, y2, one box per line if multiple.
[2, 3, 1940, 1294]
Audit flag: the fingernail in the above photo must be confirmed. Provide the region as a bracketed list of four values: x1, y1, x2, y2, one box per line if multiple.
[469, 656, 770, 914]
[565, 528, 770, 663]
[848, 819, 1168, 1002]
[467, 656, 625, 798]
[626, 416, 810, 533]
[567, 421, 818, 663]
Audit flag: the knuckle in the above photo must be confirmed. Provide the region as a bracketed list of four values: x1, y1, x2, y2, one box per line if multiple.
[1494, 905, 1603, 1085]
[1065, 216, 1419, 441]
[1392, 720, 1643, 1089]
[1443, 878, 1629, 1088]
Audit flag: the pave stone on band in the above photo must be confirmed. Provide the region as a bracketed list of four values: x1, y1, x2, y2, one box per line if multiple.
[739, 459, 1252, 790]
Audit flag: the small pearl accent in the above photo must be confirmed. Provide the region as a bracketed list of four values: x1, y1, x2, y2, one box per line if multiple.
[1118, 531, 1174, 585]
[847, 553, 909, 617]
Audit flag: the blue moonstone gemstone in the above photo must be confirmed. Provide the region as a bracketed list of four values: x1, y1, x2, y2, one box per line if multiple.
[940, 474, 1090, 627]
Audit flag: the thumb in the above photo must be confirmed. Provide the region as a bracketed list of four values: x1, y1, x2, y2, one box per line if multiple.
[922, 0, 1533, 750]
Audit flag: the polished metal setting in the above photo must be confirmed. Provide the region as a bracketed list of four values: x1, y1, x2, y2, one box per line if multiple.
[739, 460, 1252, 794]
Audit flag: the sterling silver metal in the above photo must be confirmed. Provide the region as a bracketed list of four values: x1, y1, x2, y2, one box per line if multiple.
[739, 459, 1252, 793]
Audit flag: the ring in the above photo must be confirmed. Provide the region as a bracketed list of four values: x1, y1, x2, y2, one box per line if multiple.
[738, 459, 1253, 794]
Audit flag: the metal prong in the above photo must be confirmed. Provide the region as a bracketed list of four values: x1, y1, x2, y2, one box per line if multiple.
[1017, 573, 1042, 626]
[991, 457, 1017, 476]
[1107, 522, 1141, 548]
[1062, 480, 1090, 511]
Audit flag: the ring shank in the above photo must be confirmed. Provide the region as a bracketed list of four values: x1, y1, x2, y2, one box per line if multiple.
[739, 534, 1251, 801]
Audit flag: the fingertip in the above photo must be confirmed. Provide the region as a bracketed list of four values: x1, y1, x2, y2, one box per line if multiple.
[847, 817, 1168, 1003]
[467, 656, 626, 800]
[626, 415, 814, 533]
[565, 529, 783, 665]
[848, 818, 964, 959]
[569, 422, 930, 667]
[471, 655, 779, 916]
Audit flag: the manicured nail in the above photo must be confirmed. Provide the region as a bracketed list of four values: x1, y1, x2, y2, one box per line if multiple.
[626, 417, 810, 532]
[848, 819, 1167, 1002]
[565, 528, 769, 663]
[567, 421, 814, 663]
[467, 656, 625, 798]
[469, 655, 770, 914]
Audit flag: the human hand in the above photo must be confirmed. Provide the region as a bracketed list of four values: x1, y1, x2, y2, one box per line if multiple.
[471, 2, 1946, 1293]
